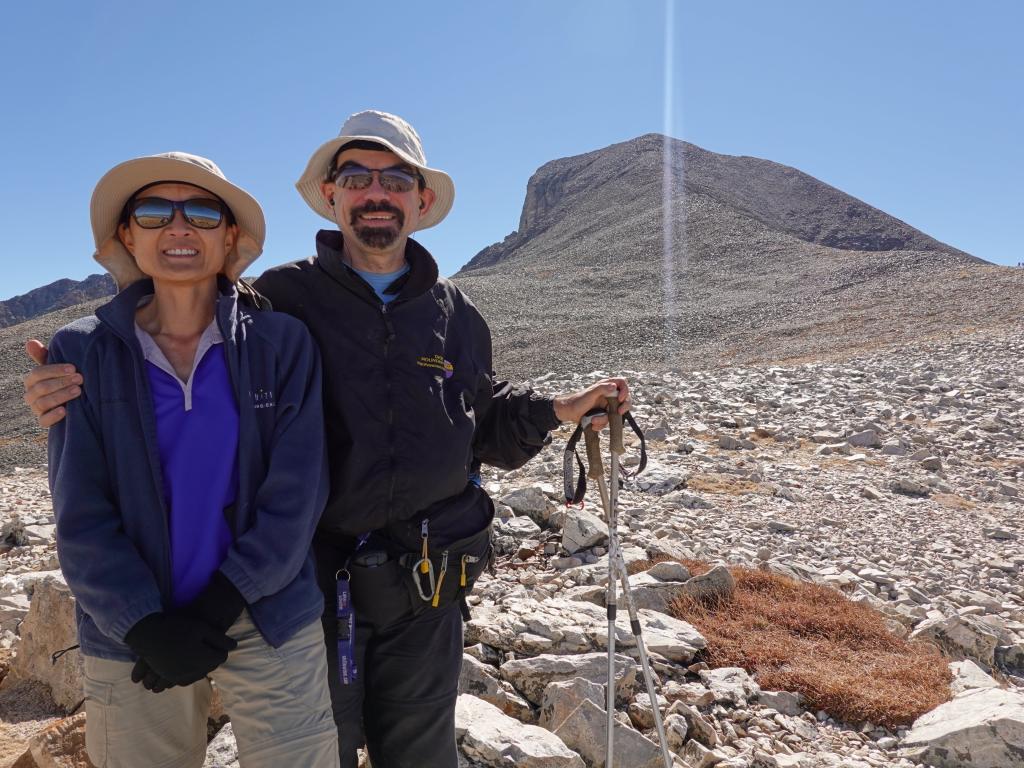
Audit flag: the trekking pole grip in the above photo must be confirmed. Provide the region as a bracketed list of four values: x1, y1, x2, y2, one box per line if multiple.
[585, 429, 604, 479]
[606, 395, 625, 454]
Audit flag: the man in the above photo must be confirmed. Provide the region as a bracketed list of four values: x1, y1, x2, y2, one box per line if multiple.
[24, 110, 629, 767]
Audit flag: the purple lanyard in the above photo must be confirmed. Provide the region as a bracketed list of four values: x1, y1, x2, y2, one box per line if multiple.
[336, 533, 370, 685]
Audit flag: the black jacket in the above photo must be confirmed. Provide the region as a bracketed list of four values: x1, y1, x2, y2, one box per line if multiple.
[253, 231, 559, 545]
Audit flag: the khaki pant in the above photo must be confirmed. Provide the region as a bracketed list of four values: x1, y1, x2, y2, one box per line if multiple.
[82, 612, 339, 768]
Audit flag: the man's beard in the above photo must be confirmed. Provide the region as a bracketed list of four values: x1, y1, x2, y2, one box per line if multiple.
[350, 201, 405, 249]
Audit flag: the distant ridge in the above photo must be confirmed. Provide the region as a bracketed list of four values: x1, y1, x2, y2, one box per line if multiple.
[0, 274, 114, 329]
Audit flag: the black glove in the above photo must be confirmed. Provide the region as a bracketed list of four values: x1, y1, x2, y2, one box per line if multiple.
[125, 612, 237, 687]
[130, 658, 175, 693]
[183, 570, 246, 633]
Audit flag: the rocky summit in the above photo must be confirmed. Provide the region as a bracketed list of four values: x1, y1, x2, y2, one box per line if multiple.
[454, 134, 1024, 379]
[0, 327, 1021, 767]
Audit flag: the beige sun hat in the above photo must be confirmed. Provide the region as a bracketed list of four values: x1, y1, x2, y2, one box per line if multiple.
[295, 110, 454, 230]
[90, 152, 266, 290]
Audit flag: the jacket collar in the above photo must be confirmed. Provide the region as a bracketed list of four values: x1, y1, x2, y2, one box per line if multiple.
[96, 275, 243, 345]
[314, 229, 440, 303]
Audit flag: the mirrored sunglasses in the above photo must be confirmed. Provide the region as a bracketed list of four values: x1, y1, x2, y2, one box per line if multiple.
[129, 197, 227, 230]
[332, 164, 421, 194]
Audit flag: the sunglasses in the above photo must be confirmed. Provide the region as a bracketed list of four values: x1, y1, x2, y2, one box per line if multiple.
[128, 197, 229, 230]
[332, 164, 421, 194]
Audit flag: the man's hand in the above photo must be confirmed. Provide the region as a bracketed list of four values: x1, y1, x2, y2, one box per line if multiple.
[23, 340, 81, 428]
[553, 377, 631, 431]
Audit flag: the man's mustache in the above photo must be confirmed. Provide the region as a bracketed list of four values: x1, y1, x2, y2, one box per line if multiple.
[350, 201, 405, 228]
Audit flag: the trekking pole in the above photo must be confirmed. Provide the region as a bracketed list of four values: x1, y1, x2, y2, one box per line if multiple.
[605, 397, 674, 768]
[584, 425, 616, 764]
[564, 402, 666, 766]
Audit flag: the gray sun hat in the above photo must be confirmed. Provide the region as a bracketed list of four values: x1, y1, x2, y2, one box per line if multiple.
[90, 152, 266, 290]
[295, 110, 455, 230]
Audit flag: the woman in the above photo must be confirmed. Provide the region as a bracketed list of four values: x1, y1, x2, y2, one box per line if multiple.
[47, 152, 338, 767]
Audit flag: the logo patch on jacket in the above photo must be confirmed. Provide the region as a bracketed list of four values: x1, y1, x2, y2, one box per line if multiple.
[416, 354, 454, 379]
[252, 387, 276, 409]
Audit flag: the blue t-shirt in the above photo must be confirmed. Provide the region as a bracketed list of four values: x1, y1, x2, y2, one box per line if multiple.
[350, 263, 410, 304]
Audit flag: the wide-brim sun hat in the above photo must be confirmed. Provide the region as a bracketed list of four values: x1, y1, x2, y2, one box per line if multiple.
[295, 110, 454, 231]
[90, 152, 266, 290]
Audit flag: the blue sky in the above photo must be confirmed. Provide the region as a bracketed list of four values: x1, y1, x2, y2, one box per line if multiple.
[1, 0, 1021, 300]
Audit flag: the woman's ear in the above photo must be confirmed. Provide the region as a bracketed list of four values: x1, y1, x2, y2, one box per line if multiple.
[224, 223, 238, 254]
[117, 223, 134, 255]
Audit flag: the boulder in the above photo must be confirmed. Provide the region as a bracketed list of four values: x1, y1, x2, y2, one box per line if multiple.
[677, 566, 736, 604]
[909, 614, 1000, 666]
[459, 654, 534, 723]
[3, 574, 83, 711]
[647, 562, 691, 582]
[757, 690, 804, 716]
[455, 694, 584, 768]
[500, 486, 550, 526]
[668, 700, 717, 747]
[949, 660, 999, 696]
[848, 429, 883, 447]
[552, 698, 669, 768]
[899, 687, 1024, 767]
[500, 652, 636, 706]
[623, 571, 688, 613]
[465, 597, 705, 663]
[539, 676, 604, 731]
[561, 509, 609, 554]
[698, 667, 760, 706]
[14, 713, 92, 768]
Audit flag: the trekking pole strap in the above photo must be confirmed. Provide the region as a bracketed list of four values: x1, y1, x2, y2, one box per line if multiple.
[563, 407, 647, 504]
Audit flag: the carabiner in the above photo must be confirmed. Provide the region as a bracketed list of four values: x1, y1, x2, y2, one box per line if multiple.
[411, 557, 436, 602]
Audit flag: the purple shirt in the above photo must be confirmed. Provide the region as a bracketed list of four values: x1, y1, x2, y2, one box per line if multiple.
[136, 321, 238, 607]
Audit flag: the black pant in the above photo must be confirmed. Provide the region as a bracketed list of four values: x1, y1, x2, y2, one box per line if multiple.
[315, 534, 464, 768]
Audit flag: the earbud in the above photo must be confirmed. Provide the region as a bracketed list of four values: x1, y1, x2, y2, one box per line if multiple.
[329, 197, 335, 206]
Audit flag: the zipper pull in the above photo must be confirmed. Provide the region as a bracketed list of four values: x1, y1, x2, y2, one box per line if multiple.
[420, 519, 430, 574]
[432, 550, 449, 608]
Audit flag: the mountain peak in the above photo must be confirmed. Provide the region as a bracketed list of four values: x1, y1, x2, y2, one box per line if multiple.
[460, 135, 973, 273]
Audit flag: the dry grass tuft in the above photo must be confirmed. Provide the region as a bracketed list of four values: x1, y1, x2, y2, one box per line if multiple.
[932, 493, 977, 511]
[686, 473, 770, 496]
[626, 554, 672, 575]
[669, 562, 950, 728]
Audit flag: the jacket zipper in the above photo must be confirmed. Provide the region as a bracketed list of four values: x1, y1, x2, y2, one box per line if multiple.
[218, 306, 244, 538]
[382, 303, 397, 519]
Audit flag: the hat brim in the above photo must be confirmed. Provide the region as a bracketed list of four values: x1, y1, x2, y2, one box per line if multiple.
[91, 156, 266, 290]
[294, 135, 454, 231]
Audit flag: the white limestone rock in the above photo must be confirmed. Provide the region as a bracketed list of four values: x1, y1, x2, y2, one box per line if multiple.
[561, 508, 609, 554]
[899, 687, 1024, 768]
[699, 667, 761, 706]
[499, 652, 637, 706]
[2, 573, 83, 711]
[910, 614, 1001, 666]
[455, 694, 585, 768]
[552, 697, 672, 768]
